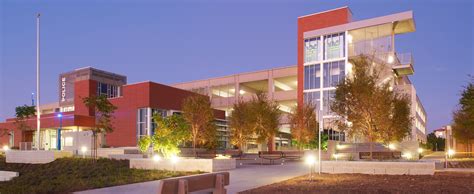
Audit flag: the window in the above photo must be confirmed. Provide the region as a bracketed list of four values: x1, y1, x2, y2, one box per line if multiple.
[323, 60, 345, 87]
[304, 64, 321, 90]
[323, 90, 335, 115]
[304, 37, 321, 63]
[303, 91, 320, 108]
[137, 108, 148, 139]
[324, 33, 345, 60]
[97, 82, 120, 98]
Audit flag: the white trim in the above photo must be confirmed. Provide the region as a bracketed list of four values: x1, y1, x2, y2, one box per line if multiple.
[297, 6, 350, 19]
[303, 87, 337, 93]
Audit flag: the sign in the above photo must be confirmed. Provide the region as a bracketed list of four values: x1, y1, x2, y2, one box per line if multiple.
[61, 77, 66, 102]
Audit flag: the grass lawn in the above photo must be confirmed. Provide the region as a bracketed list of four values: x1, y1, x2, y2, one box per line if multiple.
[241, 172, 474, 194]
[0, 156, 201, 194]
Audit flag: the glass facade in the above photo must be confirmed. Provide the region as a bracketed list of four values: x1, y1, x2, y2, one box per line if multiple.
[303, 32, 347, 117]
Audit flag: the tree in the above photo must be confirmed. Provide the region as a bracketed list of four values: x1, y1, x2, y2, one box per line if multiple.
[82, 95, 117, 160]
[288, 102, 318, 150]
[182, 95, 215, 156]
[247, 92, 281, 152]
[426, 132, 445, 151]
[331, 55, 412, 160]
[137, 136, 152, 154]
[14, 105, 36, 142]
[228, 98, 253, 151]
[452, 77, 474, 154]
[152, 114, 191, 159]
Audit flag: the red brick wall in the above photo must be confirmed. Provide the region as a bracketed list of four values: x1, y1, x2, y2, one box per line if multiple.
[297, 7, 352, 106]
[106, 82, 225, 147]
[74, 80, 98, 116]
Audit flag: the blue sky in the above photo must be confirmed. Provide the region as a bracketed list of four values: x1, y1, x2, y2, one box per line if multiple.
[0, 0, 473, 133]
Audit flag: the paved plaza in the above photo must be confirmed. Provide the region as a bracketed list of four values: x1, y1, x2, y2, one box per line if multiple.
[75, 161, 307, 194]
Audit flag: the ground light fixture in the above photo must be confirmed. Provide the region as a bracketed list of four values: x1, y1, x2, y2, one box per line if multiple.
[170, 155, 179, 172]
[388, 143, 396, 150]
[81, 146, 87, 158]
[153, 154, 161, 162]
[447, 149, 455, 157]
[305, 155, 316, 181]
[418, 148, 424, 154]
[2, 145, 9, 152]
[402, 152, 412, 160]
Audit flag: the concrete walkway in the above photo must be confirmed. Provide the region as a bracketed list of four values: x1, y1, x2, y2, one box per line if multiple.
[75, 161, 307, 194]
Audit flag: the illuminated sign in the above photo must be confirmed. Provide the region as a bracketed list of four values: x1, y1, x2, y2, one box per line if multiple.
[61, 77, 66, 102]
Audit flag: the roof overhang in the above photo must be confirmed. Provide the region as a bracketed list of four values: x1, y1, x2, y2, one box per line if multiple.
[304, 11, 415, 38]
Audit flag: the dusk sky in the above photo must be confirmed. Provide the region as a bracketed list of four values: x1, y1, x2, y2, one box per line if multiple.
[0, 0, 473, 133]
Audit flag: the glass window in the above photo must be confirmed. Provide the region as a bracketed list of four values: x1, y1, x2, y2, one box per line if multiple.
[97, 82, 120, 98]
[323, 90, 336, 115]
[324, 33, 345, 60]
[304, 37, 321, 63]
[323, 60, 345, 87]
[303, 91, 320, 108]
[304, 64, 321, 90]
[137, 108, 148, 139]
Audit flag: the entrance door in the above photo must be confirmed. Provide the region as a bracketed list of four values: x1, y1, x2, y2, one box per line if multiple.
[23, 131, 33, 142]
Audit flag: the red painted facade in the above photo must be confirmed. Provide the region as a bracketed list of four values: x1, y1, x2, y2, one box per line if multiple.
[0, 78, 224, 148]
[297, 7, 352, 106]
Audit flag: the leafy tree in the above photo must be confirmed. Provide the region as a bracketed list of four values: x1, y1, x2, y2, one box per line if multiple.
[14, 105, 36, 142]
[247, 92, 281, 152]
[292, 133, 328, 150]
[331, 55, 412, 160]
[152, 114, 191, 158]
[228, 98, 253, 151]
[83, 95, 117, 160]
[182, 95, 215, 156]
[288, 102, 318, 150]
[452, 77, 474, 153]
[426, 132, 445, 151]
[199, 121, 219, 150]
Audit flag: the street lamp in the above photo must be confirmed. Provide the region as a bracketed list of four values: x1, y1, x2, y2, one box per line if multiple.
[2, 145, 9, 152]
[81, 146, 87, 158]
[57, 113, 62, 150]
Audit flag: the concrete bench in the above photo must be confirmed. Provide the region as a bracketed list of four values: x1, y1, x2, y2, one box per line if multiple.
[158, 172, 230, 194]
[258, 151, 283, 165]
[282, 151, 304, 161]
[223, 149, 243, 159]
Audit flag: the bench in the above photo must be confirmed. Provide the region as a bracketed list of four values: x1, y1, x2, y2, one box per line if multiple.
[359, 151, 402, 160]
[158, 172, 230, 194]
[196, 150, 217, 159]
[258, 151, 283, 165]
[282, 151, 304, 161]
[224, 149, 244, 159]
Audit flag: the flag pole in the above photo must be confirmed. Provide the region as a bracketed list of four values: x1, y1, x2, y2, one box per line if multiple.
[36, 13, 41, 150]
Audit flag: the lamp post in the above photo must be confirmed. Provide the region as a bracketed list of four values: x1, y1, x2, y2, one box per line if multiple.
[35, 13, 41, 150]
[57, 113, 62, 150]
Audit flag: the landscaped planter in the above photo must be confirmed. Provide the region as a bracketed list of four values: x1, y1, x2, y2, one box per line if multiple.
[6, 150, 73, 164]
[321, 161, 435, 175]
[0, 171, 18, 181]
[130, 158, 236, 172]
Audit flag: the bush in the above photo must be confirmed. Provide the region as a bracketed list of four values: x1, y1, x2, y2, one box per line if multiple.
[0, 156, 200, 194]
[138, 136, 152, 154]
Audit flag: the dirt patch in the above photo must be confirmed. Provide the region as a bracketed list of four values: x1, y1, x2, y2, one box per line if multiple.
[240, 172, 474, 194]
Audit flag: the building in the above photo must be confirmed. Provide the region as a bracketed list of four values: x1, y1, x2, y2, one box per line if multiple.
[434, 128, 446, 138]
[174, 6, 427, 150]
[0, 7, 427, 152]
[0, 67, 225, 150]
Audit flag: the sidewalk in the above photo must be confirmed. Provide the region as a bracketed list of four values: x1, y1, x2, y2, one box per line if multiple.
[75, 161, 307, 194]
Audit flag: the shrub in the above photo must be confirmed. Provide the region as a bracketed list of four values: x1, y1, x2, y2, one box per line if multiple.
[138, 136, 152, 154]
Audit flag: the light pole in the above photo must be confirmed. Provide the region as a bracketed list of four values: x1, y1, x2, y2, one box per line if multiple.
[57, 113, 62, 150]
[35, 13, 41, 150]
